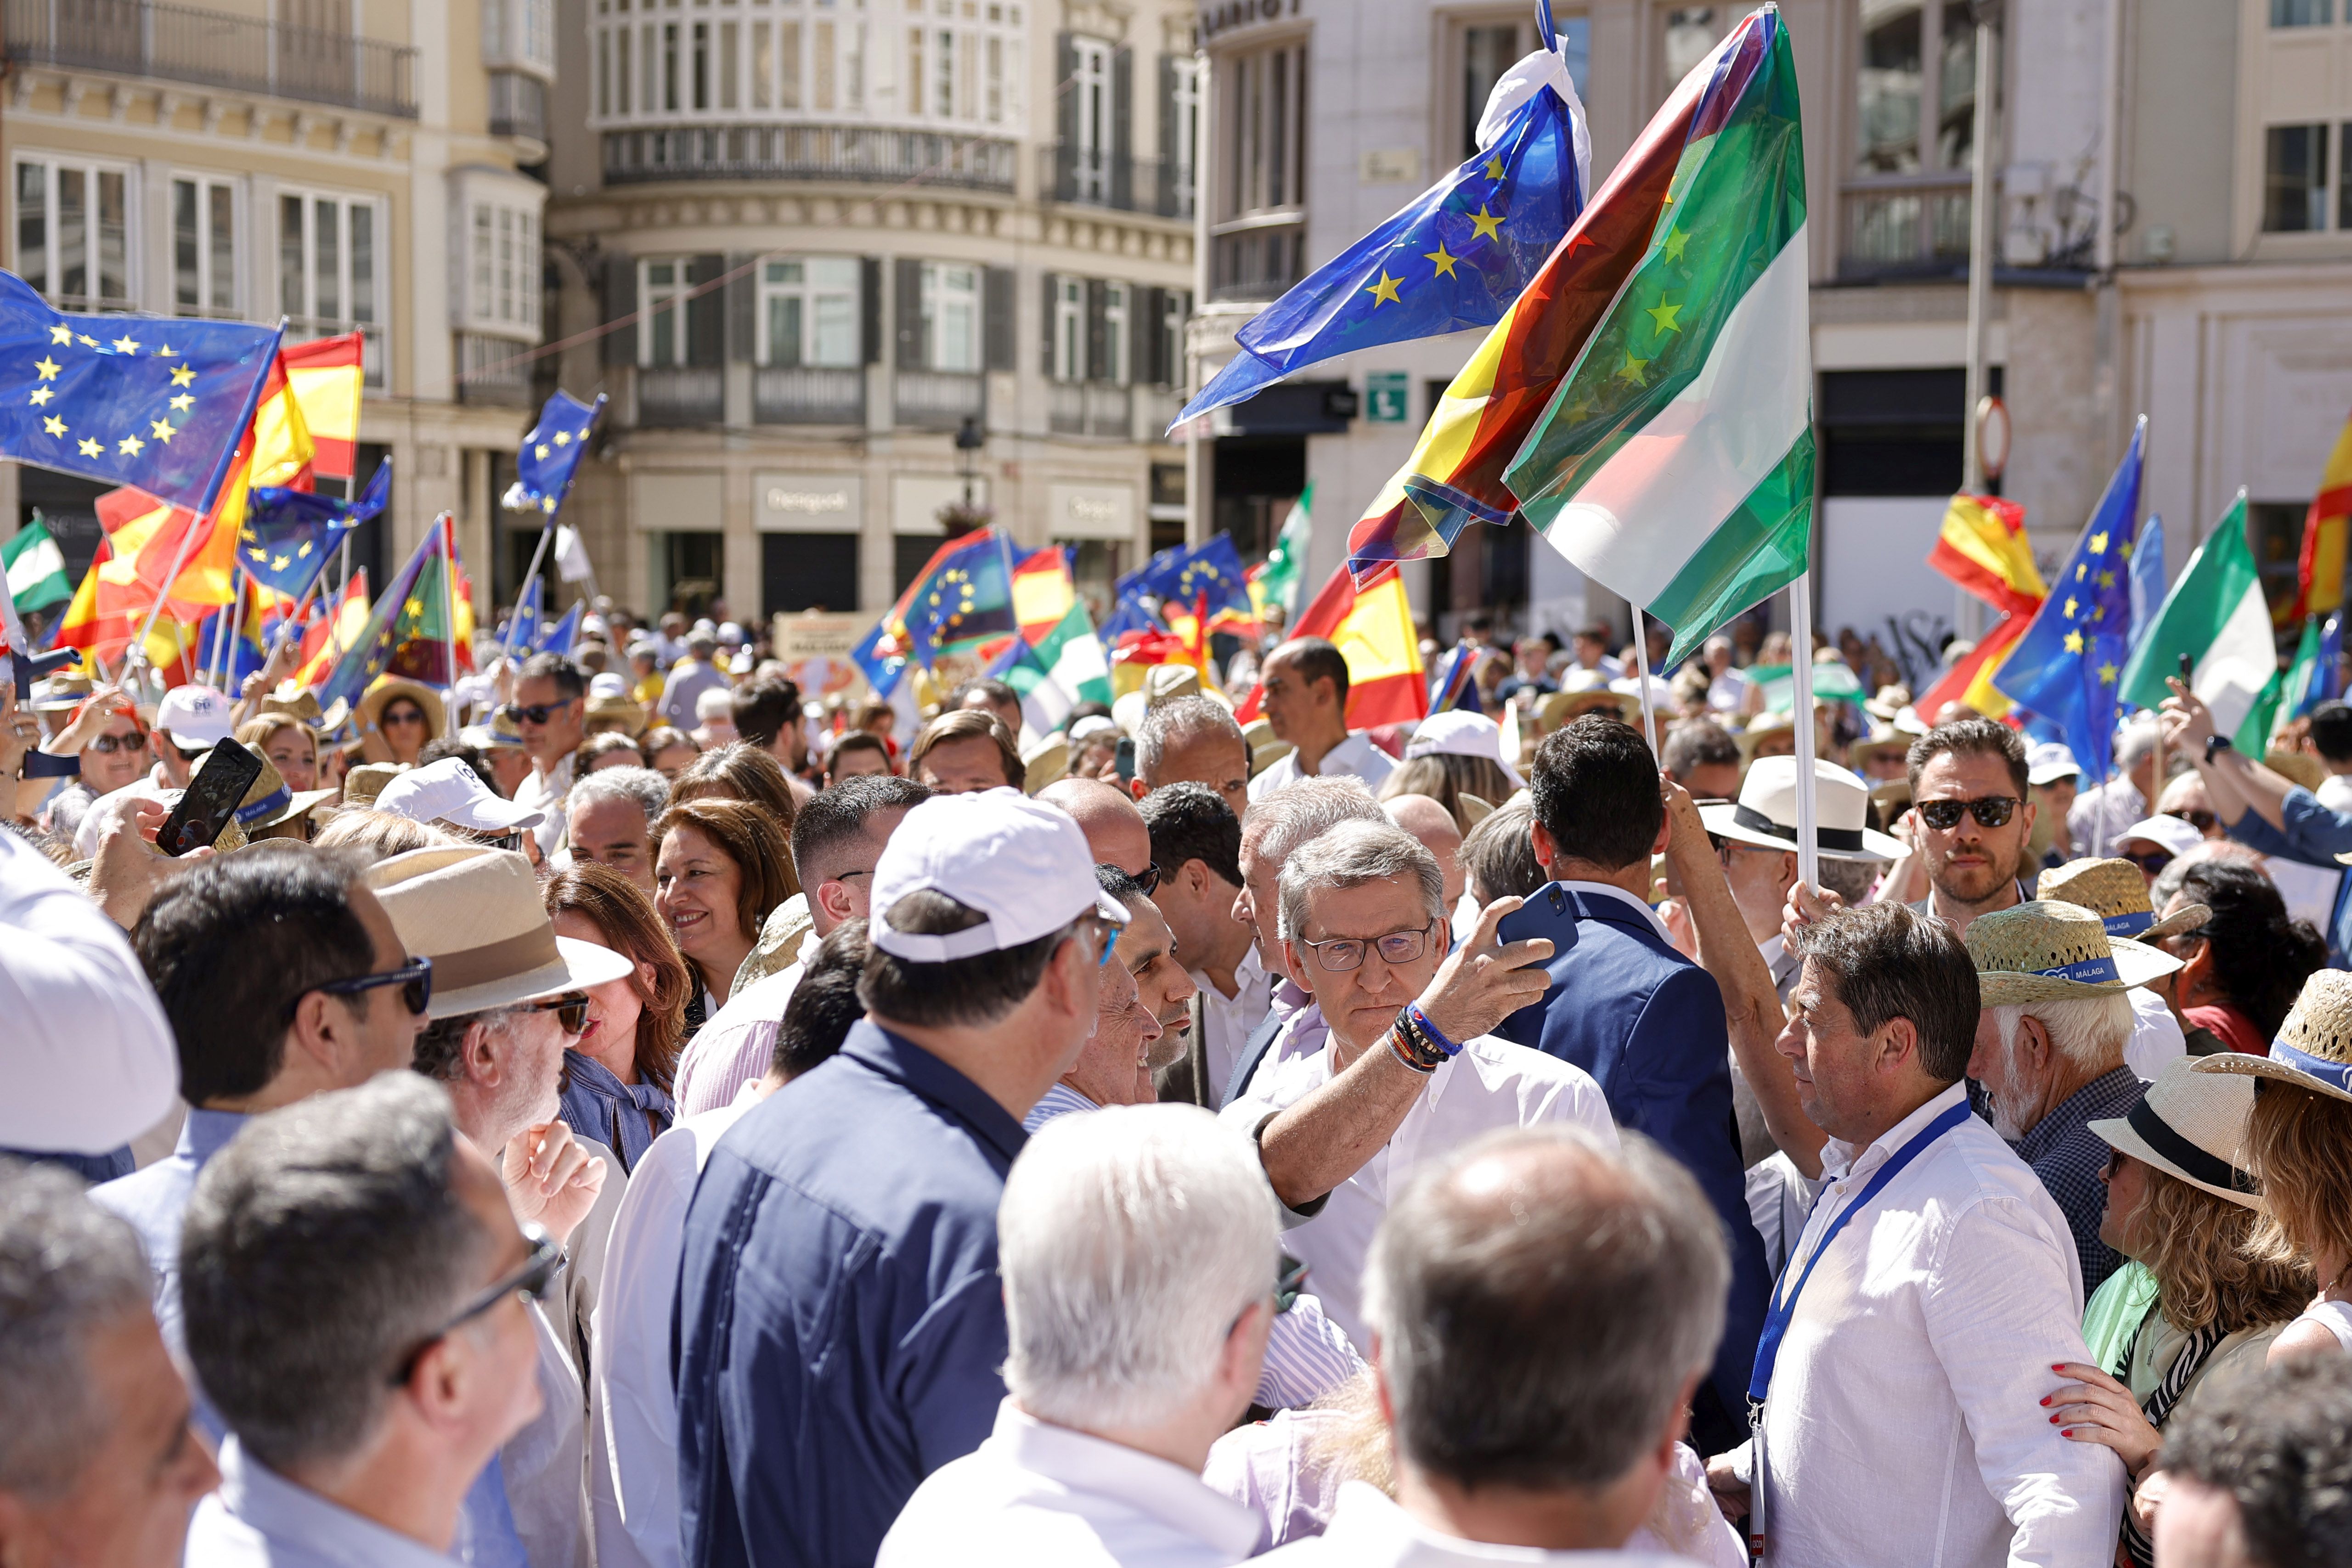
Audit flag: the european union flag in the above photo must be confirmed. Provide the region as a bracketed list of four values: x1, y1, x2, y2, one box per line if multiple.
[508, 576, 545, 656]
[1123, 535, 1252, 620]
[903, 531, 1017, 667]
[1995, 419, 2147, 784]
[0, 271, 282, 513]
[241, 460, 391, 599]
[1174, 55, 1586, 429]
[849, 618, 906, 698]
[540, 602, 583, 657]
[1096, 594, 1157, 645]
[503, 391, 605, 515]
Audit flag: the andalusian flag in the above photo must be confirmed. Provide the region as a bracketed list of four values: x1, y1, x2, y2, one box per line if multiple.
[3, 518, 71, 611]
[1236, 561, 1425, 729]
[2119, 491, 2281, 751]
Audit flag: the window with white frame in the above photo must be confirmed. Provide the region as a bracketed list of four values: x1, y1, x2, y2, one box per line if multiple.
[1168, 55, 1199, 212]
[758, 257, 859, 367]
[278, 189, 383, 382]
[920, 261, 980, 373]
[172, 175, 237, 318]
[1052, 276, 1083, 382]
[1162, 288, 1187, 387]
[639, 256, 692, 366]
[1071, 35, 1112, 199]
[1100, 280, 1129, 384]
[14, 156, 133, 311]
[468, 199, 539, 331]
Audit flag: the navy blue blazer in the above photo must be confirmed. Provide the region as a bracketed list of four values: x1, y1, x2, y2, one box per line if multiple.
[1496, 882, 1770, 1447]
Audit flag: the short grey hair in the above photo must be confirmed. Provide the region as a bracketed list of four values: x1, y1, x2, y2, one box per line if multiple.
[2116, 713, 2160, 770]
[1241, 774, 1384, 869]
[568, 764, 669, 826]
[180, 1074, 491, 1472]
[1136, 697, 1246, 784]
[0, 1162, 153, 1500]
[999, 1105, 1278, 1432]
[1461, 799, 1544, 903]
[1365, 1126, 1729, 1490]
[1277, 818, 1445, 942]
[1992, 993, 2133, 1072]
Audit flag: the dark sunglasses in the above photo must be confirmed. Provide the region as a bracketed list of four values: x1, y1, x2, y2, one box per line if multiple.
[2122, 850, 2175, 874]
[389, 1223, 565, 1385]
[500, 701, 572, 726]
[1915, 795, 2019, 832]
[519, 992, 592, 1036]
[306, 955, 434, 1019]
[1133, 863, 1162, 897]
[2166, 808, 2218, 833]
[380, 706, 429, 727]
[86, 730, 146, 754]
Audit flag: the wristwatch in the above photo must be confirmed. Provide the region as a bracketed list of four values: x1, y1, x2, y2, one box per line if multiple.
[2205, 733, 2233, 763]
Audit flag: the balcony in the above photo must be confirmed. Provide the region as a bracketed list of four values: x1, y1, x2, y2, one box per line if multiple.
[456, 333, 532, 406]
[1209, 220, 1306, 303]
[893, 369, 982, 430]
[1038, 147, 1195, 220]
[755, 365, 864, 425]
[1839, 176, 1973, 279]
[1049, 380, 1132, 439]
[634, 366, 723, 426]
[489, 69, 546, 142]
[5, 0, 417, 117]
[602, 125, 1017, 191]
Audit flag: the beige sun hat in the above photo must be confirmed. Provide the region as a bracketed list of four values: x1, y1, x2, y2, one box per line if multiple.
[1965, 898, 2181, 1005]
[259, 688, 351, 732]
[364, 845, 637, 1019]
[1241, 716, 1292, 778]
[2036, 857, 2209, 944]
[2196, 969, 2352, 1105]
[1699, 755, 1903, 863]
[341, 761, 407, 809]
[1021, 733, 1070, 795]
[214, 743, 338, 835]
[2089, 1057, 2263, 1208]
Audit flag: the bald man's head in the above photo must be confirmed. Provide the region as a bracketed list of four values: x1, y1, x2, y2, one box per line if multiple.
[1385, 792, 1466, 907]
[1038, 776, 1153, 876]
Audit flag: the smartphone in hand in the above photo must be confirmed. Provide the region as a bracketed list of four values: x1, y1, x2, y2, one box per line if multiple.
[157, 740, 265, 856]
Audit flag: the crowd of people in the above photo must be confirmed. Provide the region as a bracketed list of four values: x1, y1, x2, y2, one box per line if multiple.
[7, 601, 2352, 1568]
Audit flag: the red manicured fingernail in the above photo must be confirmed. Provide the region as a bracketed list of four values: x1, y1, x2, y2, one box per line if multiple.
[2039, 1396, 2051, 1406]
[2051, 1364, 2065, 1372]
[2062, 1428, 2075, 1438]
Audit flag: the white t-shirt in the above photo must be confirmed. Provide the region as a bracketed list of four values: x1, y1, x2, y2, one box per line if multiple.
[1247, 732, 1397, 803]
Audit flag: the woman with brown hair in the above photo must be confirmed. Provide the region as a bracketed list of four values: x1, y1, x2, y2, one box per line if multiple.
[234, 714, 319, 794]
[640, 725, 700, 782]
[669, 740, 799, 834]
[653, 795, 797, 1021]
[577, 731, 649, 775]
[355, 678, 443, 766]
[545, 862, 694, 1171]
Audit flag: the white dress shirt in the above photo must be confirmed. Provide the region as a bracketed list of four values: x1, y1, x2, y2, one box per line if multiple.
[1223, 1032, 1616, 1348]
[879, 1400, 1263, 1568]
[1247, 733, 1397, 803]
[1729, 1080, 2126, 1567]
[186, 1437, 462, 1568]
[513, 752, 577, 860]
[589, 1090, 762, 1568]
[1255, 1482, 1693, 1567]
[1190, 946, 1277, 1102]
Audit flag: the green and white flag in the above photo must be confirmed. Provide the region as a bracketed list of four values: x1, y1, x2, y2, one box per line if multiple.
[1502, 11, 1811, 665]
[1256, 481, 1313, 623]
[1001, 598, 1112, 741]
[2118, 490, 2281, 750]
[3, 517, 71, 612]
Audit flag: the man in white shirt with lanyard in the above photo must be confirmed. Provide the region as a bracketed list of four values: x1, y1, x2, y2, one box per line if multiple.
[1707, 899, 2124, 1566]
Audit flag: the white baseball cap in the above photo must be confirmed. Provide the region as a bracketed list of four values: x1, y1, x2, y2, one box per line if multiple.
[2117, 813, 2203, 863]
[589, 671, 630, 700]
[1403, 710, 1525, 788]
[870, 789, 1130, 962]
[2026, 741, 2082, 787]
[154, 685, 234, 749]
[375, 756, 548, 835]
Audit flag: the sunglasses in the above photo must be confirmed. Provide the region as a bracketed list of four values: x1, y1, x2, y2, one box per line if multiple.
[86, 731, 146, 754]
[2166, 808, 2218, 833]
[308, 955, 434, 1019]
[1133, 863, 1162, 897]
[389, 1223, 565, 1385]
[501, 702, 573, 727]
[519, 992, 592, 1035]
[1297, 920, 1444, 973]
[2122, 850, 2175, 874]
[1915, 795, 2020, 832]
[380, 707, 428, 727]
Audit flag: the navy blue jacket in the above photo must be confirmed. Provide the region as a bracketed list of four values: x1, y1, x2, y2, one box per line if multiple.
[674, 1021, 1022, 1568]
[1495, 882, 1770, 1450]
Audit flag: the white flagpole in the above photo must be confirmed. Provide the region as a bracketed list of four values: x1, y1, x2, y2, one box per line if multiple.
[437, 513, 460, 739]
[1631, 604, 1660, 755]
[1788, 573, 1822, 891]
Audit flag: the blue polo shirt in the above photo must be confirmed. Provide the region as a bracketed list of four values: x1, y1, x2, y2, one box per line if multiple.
[675, 1019, 1025, 1568]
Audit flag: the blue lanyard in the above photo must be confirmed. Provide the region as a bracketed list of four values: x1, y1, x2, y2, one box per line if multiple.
[1747, 1100, 1973, 1407]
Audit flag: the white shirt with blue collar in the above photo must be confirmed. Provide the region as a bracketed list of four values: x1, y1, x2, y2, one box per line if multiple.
[186, 1437, 464, 1568]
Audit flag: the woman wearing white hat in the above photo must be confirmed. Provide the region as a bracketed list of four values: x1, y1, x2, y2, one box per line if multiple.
[1381, 711, 1522, 833]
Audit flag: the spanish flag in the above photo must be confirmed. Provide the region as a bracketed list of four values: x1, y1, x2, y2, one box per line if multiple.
[2291, 410, 2352, 625]
[288, 569, 373, 690]
[283, 333, 366, 480]
[1918, 494, 2045, 722]
[1235, 561, 1426, 729]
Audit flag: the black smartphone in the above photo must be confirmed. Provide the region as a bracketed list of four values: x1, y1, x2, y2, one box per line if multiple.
[158, 739, 264, 856]
[1114, 735, 1136, 785]
[2178, 652, 2193, 681]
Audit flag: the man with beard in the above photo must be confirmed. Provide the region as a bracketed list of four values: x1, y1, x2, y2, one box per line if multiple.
[1025, 868, 1195, 1128]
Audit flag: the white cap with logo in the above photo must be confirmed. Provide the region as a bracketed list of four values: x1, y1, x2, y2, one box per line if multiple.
[155, 685, 234, 748]
[870, 788, 1130, 962]
[376, 756, 548, 834]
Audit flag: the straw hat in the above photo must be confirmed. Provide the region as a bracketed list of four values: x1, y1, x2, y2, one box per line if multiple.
[363, 846, 636, 1019]
[1540, 668, 1638, 727]
[341, 761, 408, 809]
[2196, 969, 2352, 1105]
[1737, 708, 1798, 759]
[1241, 716, 1292, 778]
[2265, 748, 2327, 792]
[1869, 777, 1912, 818]
[1847, 722, 1910, 769]
[1456, 791, 1496, 827]
[458, 708, 528, 752]
[259, 688, 351, 732]
[356, 678, 446, 740]
[1700, 756, 1902, 863]
[30, 666, 91, 711]
[2088, 1058, 2262, 1208]
[1865, 685, 1913, 722]
[213, 742, 337, 834]
[584, 690, 648, 736]
[2036, 857, 2208, 943]
[1021, 733, 1070, 794]
[1965, 898, 2181, 1004]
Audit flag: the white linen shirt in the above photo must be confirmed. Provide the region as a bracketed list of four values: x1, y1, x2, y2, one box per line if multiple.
[1222, 1032, 1616, 1348]
[186, 1437, 461, 1568]
[513, 752, 577, 860]
[1255, 1483, 1693, 1568]
[1731, 1080, 2126, 1567]
[671, 940, 812, 1117]
[1190, 945, 1278, 1102]
[1246, 732, 1396, 803]
[878, 1400, 1263, 1568]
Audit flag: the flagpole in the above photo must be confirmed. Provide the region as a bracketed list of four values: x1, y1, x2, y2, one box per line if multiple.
[1788, 573, 1822, 891]
[515, 519, 557, 660]
[437, 512, 459, 739]
[1630, 604, 1660, 755]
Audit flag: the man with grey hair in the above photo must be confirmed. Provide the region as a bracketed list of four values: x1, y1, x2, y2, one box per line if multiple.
[1132, 695, 1251, 822]
[658, 632, 730, 730]
[0, 1162, 217, 1568]
[180, 1074, 553, 1568]
[1261, 1125, 1736, 1564]
[878, 1105, 1276, 1566]
[1223, 818, 1612, 1345]
[565, 766, 668, 895]
[2070, 711, 2161, 855]
[1221, 776, 1387, 1105]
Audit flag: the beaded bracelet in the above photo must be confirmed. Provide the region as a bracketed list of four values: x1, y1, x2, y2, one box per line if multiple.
[1390, 1014, 1448, 1073]
[1388, 1024, 1438, 1075]
[1406, 1003, 1461, 1060]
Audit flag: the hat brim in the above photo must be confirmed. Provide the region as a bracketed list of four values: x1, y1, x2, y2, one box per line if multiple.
[2086, 1111, 2264, 1209]
[442, 798, 548, 832]
[1697, 801, 1902, 863]
[426, 934, 639, 1019]
[2194, 1051, 2352, 1105]
[1976, 936, 2182, 1004]
[2139, 902, 2210, 943]
[243, 785, 341, 831]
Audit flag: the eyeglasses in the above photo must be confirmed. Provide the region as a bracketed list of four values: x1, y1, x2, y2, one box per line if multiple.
[500, 702, 572, 727]
[1297, 920, 1444, 973]
[519, 993, 592, 1035]
[1133, 863, 1162, 897]
[2167, 808, 2218, 833]
[1083, 915, 1121, 970]
[87, 731, 145, 754]
[389, 1223, 565, 1385]
[307, 955, 435, 1019]
[1915, 795, 2020, 832]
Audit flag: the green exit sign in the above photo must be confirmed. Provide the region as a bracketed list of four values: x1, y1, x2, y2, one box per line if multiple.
[1365, 371, 1410, 423]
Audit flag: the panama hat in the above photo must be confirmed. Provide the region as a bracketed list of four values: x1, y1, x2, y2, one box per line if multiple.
[1847, 722, 1910, 769]
[2265, 748, 2327, 792]
[259, 688, 351, 732]
[1242, 716, 1292, 778]
[2196, 969, 2352, 1105]
[1966, 898, 2181, 1004]
[31, 666, 92, 711]
[1455, 791, 1497, 827]
[584, 689, 648, 736]
[1541, 668, 1638, 726]
[1701, 756, 1903, 863]
[356, 678, 446, 740]
[214, 742, 337, 835]
[1404, 711, 1525, 789]
[2089, 1058, 2262, 1208]
[2037, 857, 2208, 943]
[364, 845, 635, 1019]
[340, 761, 408, 809]
[1864, 685, 1913, 722]
[1021, 733, 1070, 795]
[458, 707, 528, 752]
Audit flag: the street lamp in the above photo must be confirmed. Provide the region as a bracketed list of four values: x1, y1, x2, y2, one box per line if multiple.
[955, 415, 984, 507]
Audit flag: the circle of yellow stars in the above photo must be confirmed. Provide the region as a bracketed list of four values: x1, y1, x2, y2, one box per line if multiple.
[2057, 527, 2133, 686]
[926, 566, 983, 639]
[23, 316, 200, 464]
[524, 414, 600, 511]
[1358, 153, 1513, 313]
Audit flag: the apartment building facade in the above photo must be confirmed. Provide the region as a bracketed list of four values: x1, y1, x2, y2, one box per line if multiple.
[0, 0, 556, 591]
[537, 0, 1200, 622]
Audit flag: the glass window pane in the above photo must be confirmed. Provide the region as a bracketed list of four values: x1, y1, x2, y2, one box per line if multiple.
[2267, 124, 2328, 232]
[281, 194, 305, 318]
[315, 197, 341, 321]
[2273, 0, 2332, 24]
[753, 20, 772, 107]
[351, 205, 375, 322]
[815, 19, 835, 107]
[96, 171, 125, 303]
[58, 167, 85, 302]
[619, 25, 632, 113]
[16, 164, 45, 298]
[174, 180, 200, 310]
[812, 294, 855, 365]
[474, 206, 493, 316]
[1663, 8, 1717, 84]
[650, 302, 676, 363]
[1937, 5, 1975, 170]
[780, 21, 801, 107]
[1461, 24, 1516, 161]
[209, 183, 236, 313]
[499, 208, 515, 321]
[598, 30, 611, 115]
[721, 21, 738, 107]
[1856, 0, 1923, 177]
[692, 21, 709, 108]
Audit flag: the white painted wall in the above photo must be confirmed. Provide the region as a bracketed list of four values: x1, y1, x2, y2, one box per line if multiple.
[1819, 496, 1963, 692]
